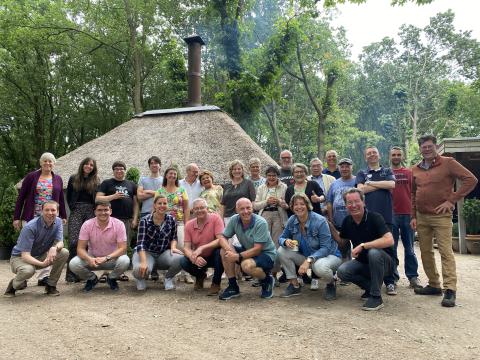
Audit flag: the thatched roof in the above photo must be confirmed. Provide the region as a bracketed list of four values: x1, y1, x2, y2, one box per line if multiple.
[50, 108, 277, 187]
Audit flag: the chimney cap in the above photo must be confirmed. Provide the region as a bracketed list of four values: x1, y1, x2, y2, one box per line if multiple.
[183, 35, 206, 46]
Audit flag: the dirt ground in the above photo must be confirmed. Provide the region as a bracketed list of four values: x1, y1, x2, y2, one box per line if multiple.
[1, 243, 479, 360]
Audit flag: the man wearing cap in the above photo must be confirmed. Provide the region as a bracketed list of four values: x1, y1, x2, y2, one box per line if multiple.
[356, 146, 397, 295]
[323, 150, 341, 179]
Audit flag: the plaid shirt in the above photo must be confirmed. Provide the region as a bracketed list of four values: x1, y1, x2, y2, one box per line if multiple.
[135, 214, 177, 254]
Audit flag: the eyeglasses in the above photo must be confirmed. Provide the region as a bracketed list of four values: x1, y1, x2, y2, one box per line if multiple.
[113, 168, 125, 171]
[281, 157, 292, 160]
[193, 206, 207, 211]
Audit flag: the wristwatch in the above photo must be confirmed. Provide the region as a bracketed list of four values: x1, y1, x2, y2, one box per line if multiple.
[106, 255, 112, 261]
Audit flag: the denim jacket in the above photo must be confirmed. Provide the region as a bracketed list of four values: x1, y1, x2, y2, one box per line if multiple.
[279, 211, 339, 260]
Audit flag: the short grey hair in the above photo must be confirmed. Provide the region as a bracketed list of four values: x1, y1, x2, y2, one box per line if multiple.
[248, 157, 261, 167]
[192, 198, 208, 208]
[292, 163, 308, 175]
[39, 152, 56, 164]
[309, 158, 323, 166]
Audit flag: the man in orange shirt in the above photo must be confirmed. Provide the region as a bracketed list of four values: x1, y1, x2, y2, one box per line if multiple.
[411, 135, 477, 307]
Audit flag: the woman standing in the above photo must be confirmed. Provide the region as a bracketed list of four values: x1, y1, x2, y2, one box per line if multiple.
[284, 163, 325, 217]
[199, 170, 223, 215]
[221, 160, 256, 223]
[65, 157, 99, 282]
[156, 166, 191, 283]
[132, 195, 183, 291]
[13, 152, 67, 285]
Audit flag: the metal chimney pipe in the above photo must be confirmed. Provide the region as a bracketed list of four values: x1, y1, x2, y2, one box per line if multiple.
[184, 35, 205, 107]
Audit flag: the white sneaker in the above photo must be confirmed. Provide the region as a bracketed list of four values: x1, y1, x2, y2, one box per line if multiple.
[164, 277, 175, 291]
[136, 279, 146, 291]
[310, 278, 319, 291]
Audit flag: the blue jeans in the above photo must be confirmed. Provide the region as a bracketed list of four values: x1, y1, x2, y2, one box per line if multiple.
[180, 248, 224, 285]
[392, 214, 419, 279]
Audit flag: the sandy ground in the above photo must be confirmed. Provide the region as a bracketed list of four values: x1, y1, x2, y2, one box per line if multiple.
[1, 243, 479, 360]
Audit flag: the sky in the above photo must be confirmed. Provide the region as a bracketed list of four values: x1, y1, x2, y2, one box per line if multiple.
[330, 0, 480, 60]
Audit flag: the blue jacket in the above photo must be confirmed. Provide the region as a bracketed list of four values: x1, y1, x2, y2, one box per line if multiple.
[279, 212, 339, 260]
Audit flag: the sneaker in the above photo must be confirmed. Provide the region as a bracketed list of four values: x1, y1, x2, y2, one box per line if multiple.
[184, 273, 195, 284]
[302, 273, 312, 285]
[84, 275, 99, 292]
[278, 272, 287, 283]
[361, 290, 371, 299]
[37, 277, 49, 286]
[207, 283, 221, 296]
[441, 289, 456, 307]
[414, 285, 442, 296]
[106, 277, 119, 291]
[362, 296, 384, 311]
[4, 279, 16, 297]
[44, 284, 60, 296]
[219, 285, 240, 300]
[164, 277, 176, 291]
[194, 275, 205, 291]
[261, 275, 275, 299]
[251, 279, 261, 287]
[386, 283, 397, 296]
[136, 279, 147, 291]
[280, 283, 301, 298]
[65, 271, 80, 283]
[310, 279, 319, 291]
[409, 277, 422, 289]
[324, 282, 337, 301]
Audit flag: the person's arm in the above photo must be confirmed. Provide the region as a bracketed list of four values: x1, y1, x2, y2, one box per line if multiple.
[96, 191, 124, 202]
[278, 221, 292, 247]
[308, 220, 332, 260]
[310, 181, 325, 203]
[137, 185, 150, 201]
[247, 180, 256, 201]
[182, 189, 190, 223]
[366, 180, 395, 190]
[410, 170, 417, 230]
[352, 232, 394, 258]
[13, 172, 35, 228]
[137, 250, 149, 278]
[21, 251, 51, 268]
[218, 234, 232, 251]
[77, 239, 97, 267]
[66, 176, 74, 210]
[56, 176, 68, 221]
[131, 195, 139, 228]
[96, 241, 127, 265]
[326, 202, 333, 222]
[253, 186, 268, 211]
[327, 221, 349, 249]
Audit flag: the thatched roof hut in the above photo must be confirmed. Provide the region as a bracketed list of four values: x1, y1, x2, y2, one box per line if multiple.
[51, 107, 277, 186]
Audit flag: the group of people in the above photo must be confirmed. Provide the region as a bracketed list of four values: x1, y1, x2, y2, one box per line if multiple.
[5, 134, 477, 311]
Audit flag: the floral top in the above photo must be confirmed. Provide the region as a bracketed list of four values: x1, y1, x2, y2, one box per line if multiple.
[34, 178, 53, 216]
[200, 185, 224, 214]
[157, 187, 188, 223]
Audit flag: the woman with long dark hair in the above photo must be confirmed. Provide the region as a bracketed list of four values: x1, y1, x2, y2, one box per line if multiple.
[65, 157, 100, 282]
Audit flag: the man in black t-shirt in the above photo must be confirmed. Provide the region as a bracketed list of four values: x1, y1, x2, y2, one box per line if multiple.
[278, 150, 294, 186]
[329, 188, 394, 311]
[96, 161, 139, 248]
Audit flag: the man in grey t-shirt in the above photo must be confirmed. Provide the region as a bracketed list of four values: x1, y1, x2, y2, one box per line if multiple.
[137, 156, 163, 218]
[5, 201, 69, 297]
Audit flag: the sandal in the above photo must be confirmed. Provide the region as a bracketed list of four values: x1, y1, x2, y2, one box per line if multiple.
[119, 273, 129, 282]
[98, 274, 108, 283]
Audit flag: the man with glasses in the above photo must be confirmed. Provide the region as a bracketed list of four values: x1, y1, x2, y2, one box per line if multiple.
[279, 150, 294, 186]
[96, 161, 139, 281]
[180, 198, 224, 296]
[411, 135, 477, 307]
[330, 188, 395, 311]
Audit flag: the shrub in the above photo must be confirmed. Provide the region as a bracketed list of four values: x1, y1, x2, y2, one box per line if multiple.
[0, 184, 19, 247]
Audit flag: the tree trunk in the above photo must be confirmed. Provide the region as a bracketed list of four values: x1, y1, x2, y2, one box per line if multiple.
[262, 100, 282, 154]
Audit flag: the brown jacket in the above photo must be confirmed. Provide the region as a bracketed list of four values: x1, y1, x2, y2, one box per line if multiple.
[411, 155, 477, 217]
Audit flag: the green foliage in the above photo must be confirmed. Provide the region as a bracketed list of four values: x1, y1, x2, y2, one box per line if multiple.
[463, 199, 480, 235]
[0, 184, 18, 247]
[126, 167, 140, 184]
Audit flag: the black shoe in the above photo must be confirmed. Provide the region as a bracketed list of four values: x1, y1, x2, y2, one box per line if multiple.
[65, 271, 80, 283]
[45, 284, 60, 296]
[324, 282, 337, 301]
[84, 275, 99, 292]
[278, 272, 287, 284]
[302, 273, 312, 285]
[37, 277, 49, 286]
[106, 277, 119, 291]
[361, 290, 370, 299]
[414, 285, 442, 296]
[4, 279, 16, 297]
[441, 289, 456, 307]
[362, 296, 384, 311]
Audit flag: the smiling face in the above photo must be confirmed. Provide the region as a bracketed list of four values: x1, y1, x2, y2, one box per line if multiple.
[83, 160, 95, 176]
[193, 199, 208, 220]
[310, 160, 323, 177]
[94, 204, 112, 223]
[236, 198, 253, 223]
[325, 151, 337, 168]
[166, 169, 178, 183]
[339, 163, 353, 179]
[40, 158, 54, 173]
[390, 149, 403, 167]
[231, 165, 244, 180]
[280, 151, 293, 170]
[345, 192, 365, 218]
[186, 164, 199, 180]
[420, 140, 438, 162]
[249, 163, 260, 178]
[365, 147, 380, 167]
[293, 166, 307, 184]
[266, 171, 278, 186]
[293, 197, 308, 218]
[149, 160, 161, 174]
[113, 166, 126, 181]
[42, 202, 58, 225]
[153, 196, 168, 215]
[200, 174, 213, 189]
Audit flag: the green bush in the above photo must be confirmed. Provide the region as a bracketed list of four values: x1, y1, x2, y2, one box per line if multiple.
[463, 198, 480, 235]
[0, 184, 19, 247]
[126, 167, 140, 184]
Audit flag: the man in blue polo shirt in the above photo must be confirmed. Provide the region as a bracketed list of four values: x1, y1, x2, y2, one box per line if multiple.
[356, 146, 398, 295]
[218, 198, 277, 300]
[5, 201, 69, 297]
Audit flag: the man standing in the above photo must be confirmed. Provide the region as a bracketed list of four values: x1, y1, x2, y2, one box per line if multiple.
[5, 201, 69, 297]
[411, 135, 477, 307]
[137, 156, 163, 218]
[179, 163, 202, 215]
[218, 198, 277, 300]
[389, 147, 420, 288]
[96, 161, 139, 247]
[69, 201, 130, 292]
[308, 158, 335, 215]
[323, 150, 341, 179]
[279, 150, 294, 186]
[332, 189, 395, 311]
[356, 146, 397, 295]
[181, 198, 224, 296]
